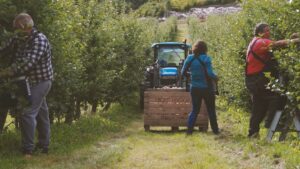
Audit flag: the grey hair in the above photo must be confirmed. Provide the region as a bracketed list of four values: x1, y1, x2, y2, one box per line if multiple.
[13, 13, 34, 29]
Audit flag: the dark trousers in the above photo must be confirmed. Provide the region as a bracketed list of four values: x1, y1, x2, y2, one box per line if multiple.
[249, 92, 281, 135]
[187, 87, 219, 133]
[246, 75, 283, 136]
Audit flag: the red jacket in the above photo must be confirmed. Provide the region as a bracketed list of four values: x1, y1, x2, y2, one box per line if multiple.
[246, 37, 273, 75]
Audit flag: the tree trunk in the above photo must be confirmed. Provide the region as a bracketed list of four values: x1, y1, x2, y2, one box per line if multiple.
[49, 111, 54, 124]
[75, 98, 81, 120]
[0, 108, 8, 133]
[91, 101, 98, 115]
[65, 97, 75, 124]
[65, 108, 73, 124]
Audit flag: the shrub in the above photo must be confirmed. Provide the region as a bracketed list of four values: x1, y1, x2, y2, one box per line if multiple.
[0, 0, 178, 123]
[188, 0, 300, 109]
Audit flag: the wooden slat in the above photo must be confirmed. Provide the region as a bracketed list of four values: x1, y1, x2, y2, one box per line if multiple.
[144, 103, 207, 113]
[144, 118, 208, 126]
[145, 88, 187, 92]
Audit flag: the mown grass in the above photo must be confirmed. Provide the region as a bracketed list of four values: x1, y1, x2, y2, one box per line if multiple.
[176, 19, 190, 42]
[216, 98, 300, 169]
[115, 131, 237, 169]
[114, 98, 299, 169]
[0, 103, 140, 169]
[0, 97, 299, 169]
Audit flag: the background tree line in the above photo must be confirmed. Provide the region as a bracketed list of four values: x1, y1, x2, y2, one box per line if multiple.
[1, 0, 299, 124]
[0, 0, 177, 123]
[188, 0, 300, 110]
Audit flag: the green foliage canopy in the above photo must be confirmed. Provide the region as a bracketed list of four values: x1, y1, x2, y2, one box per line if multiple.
[188, 0, 300, 110]
[0, 0, 177, 122]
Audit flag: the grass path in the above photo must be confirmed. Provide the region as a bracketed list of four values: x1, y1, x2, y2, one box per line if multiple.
[38, 117, 282, 169]
[176, 19, 191, 42]
[5, 100, 297, 169]
[108, 117, 284, 169]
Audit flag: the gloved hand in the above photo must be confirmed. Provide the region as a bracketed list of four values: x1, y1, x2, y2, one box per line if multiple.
[290, 33, 300, 43]
[0, 67, 14, 78]
[290, 38, 300, 44]
[291, 33, 299, 39]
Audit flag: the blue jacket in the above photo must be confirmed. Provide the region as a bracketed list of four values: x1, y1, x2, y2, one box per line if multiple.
[181, 54, 217, 89]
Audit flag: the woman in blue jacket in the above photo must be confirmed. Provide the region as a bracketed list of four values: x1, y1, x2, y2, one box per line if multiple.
[181, 40, 219, 135]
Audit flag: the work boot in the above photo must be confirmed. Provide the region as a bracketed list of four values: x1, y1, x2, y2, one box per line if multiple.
[248, 132, 260, 139]
[34, 145, 48, 154]
[186, 127, 193, 136]
[213, 129, 221, 135]
[41, 148, 48, 154]
[22, 149, 33, 158]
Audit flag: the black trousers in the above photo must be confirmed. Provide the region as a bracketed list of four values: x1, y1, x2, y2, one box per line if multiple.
[246, 74, 284, 136]
[188, 87, 219, 133]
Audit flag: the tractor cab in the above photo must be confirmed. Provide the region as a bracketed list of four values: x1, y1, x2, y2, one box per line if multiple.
[144, 42, 191, 88]
[155, 44, 186, 67]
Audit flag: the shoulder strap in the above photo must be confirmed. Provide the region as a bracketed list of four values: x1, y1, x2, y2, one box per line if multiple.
[182, 56, 196, 76]
[245, 38, 268, 75]
[195, 57, 210, 83]
[196, 57, 219, 93]
[249, 38, 268, 65]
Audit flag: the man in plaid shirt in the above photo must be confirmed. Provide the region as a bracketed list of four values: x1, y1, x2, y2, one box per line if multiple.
[0, 13, 53, 157]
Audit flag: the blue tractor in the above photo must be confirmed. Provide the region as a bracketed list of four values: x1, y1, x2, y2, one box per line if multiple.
[143, 42, 191, 89]
[140, 42, 209, 132]
[140, 41, 191, 110]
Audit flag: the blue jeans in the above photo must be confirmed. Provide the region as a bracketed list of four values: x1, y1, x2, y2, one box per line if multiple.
[187, 87, 219, 133]
[21, 80, 52, 152]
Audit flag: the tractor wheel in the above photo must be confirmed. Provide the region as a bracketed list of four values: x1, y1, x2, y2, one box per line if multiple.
[171, 126, 179, 132]
[144, 125, 150, 132]
[199, 126, 208, 132]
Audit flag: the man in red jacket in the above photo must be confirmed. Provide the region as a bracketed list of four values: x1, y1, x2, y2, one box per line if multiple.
[245, 23, 299, 138]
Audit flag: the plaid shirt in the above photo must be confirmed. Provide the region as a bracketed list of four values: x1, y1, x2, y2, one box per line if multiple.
[0, 28, 53, 84]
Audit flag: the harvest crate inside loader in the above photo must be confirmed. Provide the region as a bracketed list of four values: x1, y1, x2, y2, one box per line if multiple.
[140, 42, 208, 131]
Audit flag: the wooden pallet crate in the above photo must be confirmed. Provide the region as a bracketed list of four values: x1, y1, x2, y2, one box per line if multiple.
[143, 88, 208, 131]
